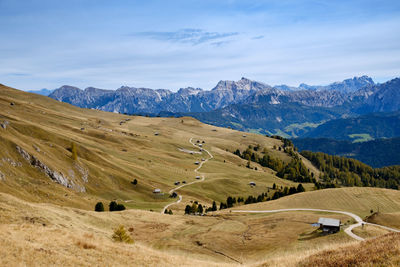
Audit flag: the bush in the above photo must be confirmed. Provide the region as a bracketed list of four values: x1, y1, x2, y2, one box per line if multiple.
[95, 202, 104, 212]
[131, 179, 137, 185]
[112, 225, 134, 244]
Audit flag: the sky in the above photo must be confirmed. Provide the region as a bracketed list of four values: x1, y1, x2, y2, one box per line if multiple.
[0, 0, 400, 91]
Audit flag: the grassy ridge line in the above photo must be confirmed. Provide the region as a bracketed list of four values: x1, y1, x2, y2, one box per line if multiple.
[231, 187, 400, 219]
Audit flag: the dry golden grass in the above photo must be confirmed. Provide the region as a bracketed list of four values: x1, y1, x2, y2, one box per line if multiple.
[352, 224, 390, 239]
[299, 233, 400, 267]
[232, 187, 400, 218]
[366, 212, 400, 229]
[0, 192, 355, 266]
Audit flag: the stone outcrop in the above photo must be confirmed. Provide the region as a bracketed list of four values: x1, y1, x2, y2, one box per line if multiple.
[1, 120, 9, 129]
[16, 145, 85, 192]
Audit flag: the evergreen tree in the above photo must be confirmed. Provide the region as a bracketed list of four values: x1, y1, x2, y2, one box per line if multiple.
[109, 201, 118, 211]
[198, 204, 203, 214]
[95, 202, 104, 212]
[297, 183, 305, 192]
[185, 205, 191, 214]
[212, 201, 217, 211]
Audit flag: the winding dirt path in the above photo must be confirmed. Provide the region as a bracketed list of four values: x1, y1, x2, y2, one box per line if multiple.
[161, 137, 213, 214]
[233, 208, 400, 241]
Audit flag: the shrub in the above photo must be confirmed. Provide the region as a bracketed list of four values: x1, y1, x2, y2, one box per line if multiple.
[131, 179, 137, 185]
[112, 225, 134, 244]
[95, 202, 104, 212]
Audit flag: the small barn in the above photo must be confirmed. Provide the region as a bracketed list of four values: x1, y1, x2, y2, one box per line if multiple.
[318, 217, 341, 233]
[195, 176, 201, 179]
[198, 144, 203, 147]
[249, 182, 256, 186]
[194, 161, 200, 165]
[153, 188, 161, 194]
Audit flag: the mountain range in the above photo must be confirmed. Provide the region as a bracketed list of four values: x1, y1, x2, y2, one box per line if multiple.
[48, 76, 400, 137]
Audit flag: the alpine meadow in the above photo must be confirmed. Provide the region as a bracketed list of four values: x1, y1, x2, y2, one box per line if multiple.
[1, 1, 400, 266]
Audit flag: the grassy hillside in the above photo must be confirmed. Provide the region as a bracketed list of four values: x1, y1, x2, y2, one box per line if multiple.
[0, 84, 313, 213]
[300, 233, 400, 267]
[231, 187, 400, 218]
[0, 192, 353, 266]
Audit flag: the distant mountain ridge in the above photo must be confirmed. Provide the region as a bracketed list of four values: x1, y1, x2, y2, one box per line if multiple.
[48, 76, 400, 137]
[49, 76, 377, 113]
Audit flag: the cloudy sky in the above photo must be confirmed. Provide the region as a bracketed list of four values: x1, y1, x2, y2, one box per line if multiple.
[1, 0, 400, 91]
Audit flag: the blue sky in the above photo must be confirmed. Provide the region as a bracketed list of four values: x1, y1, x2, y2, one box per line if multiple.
[0, 0, 400, 91]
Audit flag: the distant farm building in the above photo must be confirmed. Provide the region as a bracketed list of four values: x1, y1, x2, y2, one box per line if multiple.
[318, 218, 341, 233]
[195, 176, 201, 179]
[153, 188, 161, 194]
[154, 132, 159, 136]
[249, 182, 256, 186]
[194, 161, 200, 165]
[198, 144, 203, 147]
[201, 158, 205, 161]
[174, 181, 180, 185]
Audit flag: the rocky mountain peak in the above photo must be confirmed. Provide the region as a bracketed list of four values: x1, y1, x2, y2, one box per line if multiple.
[177, 87, 203, 96]
[212, 77, 270, 91]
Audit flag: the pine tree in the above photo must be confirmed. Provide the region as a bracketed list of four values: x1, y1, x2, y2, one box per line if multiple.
[109, 201, 118, 211]
[185, 205, 191, 214]
[297, 183, 305, 192]
[95, 202, 104, 212]
[212, 201, 217, 211]
[198, 204, 203, 214]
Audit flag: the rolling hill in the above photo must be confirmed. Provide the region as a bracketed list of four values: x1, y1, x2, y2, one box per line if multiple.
[1, 84, 400, 266]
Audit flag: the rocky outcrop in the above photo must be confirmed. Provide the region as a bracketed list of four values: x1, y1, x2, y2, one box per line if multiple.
[0, 120, 9, 129]
[16, 145, 85, 192]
